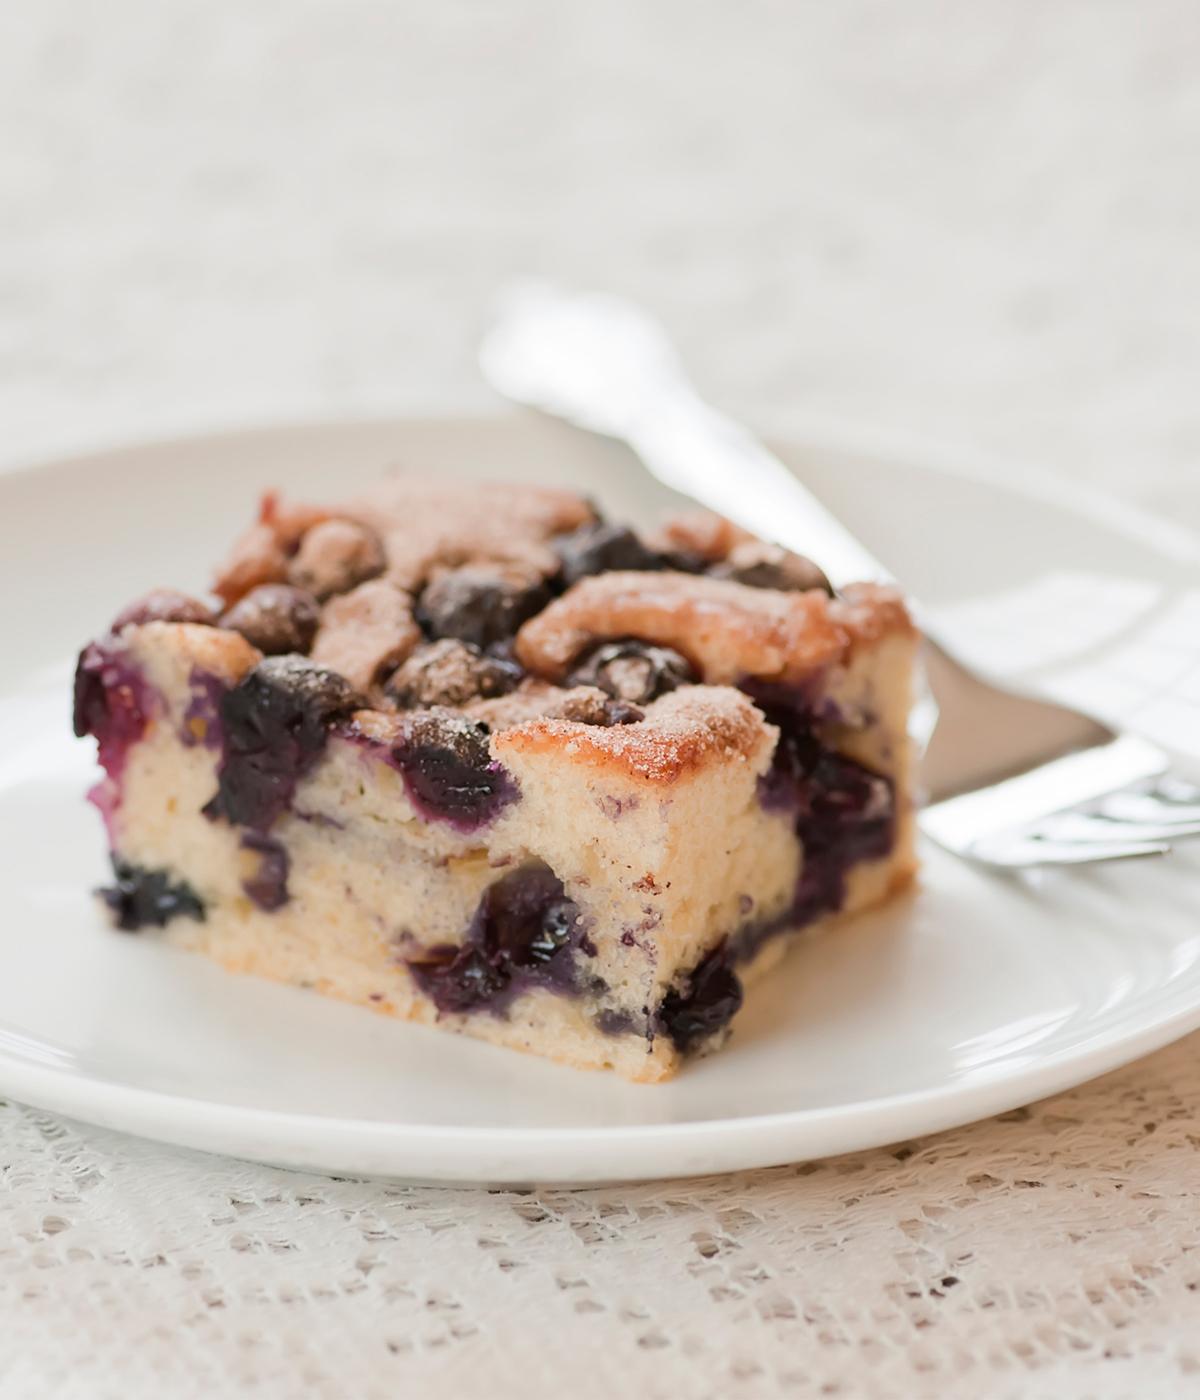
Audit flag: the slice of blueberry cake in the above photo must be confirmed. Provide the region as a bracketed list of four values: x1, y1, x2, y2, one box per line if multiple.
[74, 474, 918, 1082]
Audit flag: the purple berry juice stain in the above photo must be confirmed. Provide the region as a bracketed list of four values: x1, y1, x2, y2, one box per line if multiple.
[73, 640, 160, 841]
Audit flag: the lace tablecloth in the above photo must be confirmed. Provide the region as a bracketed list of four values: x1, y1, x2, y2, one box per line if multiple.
[5, 3, 1200, 1395]
[6, 1035, 1200, 1399]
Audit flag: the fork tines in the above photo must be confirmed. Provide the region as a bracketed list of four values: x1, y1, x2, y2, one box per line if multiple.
[919, 733, 1200, 868]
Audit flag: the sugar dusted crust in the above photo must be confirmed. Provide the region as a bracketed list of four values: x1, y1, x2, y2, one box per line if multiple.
[493, 686, 775, 785]
[76, 476, 919, 1083]
[213, 476, 593, 606]
[513, 569, 898, 685]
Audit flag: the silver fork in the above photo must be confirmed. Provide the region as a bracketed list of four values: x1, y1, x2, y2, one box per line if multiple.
[479, 279, 1200, 868]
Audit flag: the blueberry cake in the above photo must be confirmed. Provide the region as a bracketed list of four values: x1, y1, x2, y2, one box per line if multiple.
[74, 475, 918, 1082]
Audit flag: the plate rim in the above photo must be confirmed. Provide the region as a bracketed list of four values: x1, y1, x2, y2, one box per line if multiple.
[2, 406, 1198, 564]
[3, 988, 1200, 1182]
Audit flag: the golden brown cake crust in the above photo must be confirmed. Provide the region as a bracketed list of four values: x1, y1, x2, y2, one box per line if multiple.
[127, 621, 262, 683]
[829, 581, 918, 653]
[347, 683, 770, 787]
[515, 572, 915, 687]
[491, 685, 774, 784]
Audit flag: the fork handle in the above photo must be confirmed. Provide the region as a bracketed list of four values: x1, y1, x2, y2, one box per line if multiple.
[627, 388, 894, 589]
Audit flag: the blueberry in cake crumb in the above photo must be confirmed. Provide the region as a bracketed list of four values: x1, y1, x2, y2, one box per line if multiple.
[73, 641, 153, 774]
[75, 473, 918, 1082]
[658, 942, 744, 1052]
[238, 832, 291, 911]
[204, 656, 364, 830]
[595, 1007, 640, 1037]
[406, 861, 586, 1015]
[748, 688, 896, 934]
[100, 858, 206, 932]
[389, 708, 515, 830]
[405, 941, 508, 1014]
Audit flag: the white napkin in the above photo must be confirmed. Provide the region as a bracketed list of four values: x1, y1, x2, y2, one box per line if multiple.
[924, 572, 1200, 762]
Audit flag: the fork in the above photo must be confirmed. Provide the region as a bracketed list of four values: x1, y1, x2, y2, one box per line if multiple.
[478, 279, 1200, 868]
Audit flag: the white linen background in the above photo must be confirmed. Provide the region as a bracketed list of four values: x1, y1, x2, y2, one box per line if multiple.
[3, 3, 1200, 1396]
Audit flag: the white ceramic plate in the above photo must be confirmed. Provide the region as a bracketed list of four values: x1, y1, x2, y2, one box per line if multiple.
[2, 414, 1199, 1185]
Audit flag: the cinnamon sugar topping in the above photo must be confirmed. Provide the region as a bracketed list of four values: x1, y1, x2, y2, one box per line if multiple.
[336, 474, 595, 591]
[213, 492, 332, 606]
[288, 519, 386, 601]
[211, 478, 913, 704]
[514, 571, 853, 685]
[309, 580, 421, 692]
[212, 522, 289, 607]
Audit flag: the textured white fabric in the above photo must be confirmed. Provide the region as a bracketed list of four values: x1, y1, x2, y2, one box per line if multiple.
[4, 3, 1200, 1396]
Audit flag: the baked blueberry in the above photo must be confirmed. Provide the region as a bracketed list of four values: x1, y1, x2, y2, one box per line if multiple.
[416, 566, 551, 649]
[99, 858, 206, 932]
[750, 690, 895, 926]
[568, 639, 694, 706]
[481, 861, 582, 969]
[391, 707, 515, 829]
[205, 656, 365, 830]
[406, 862, 585, 1014]
[72, 641, 153, 777]
[658, 943, 743, 1051]
[544, 686, 644, 727]
[239, 832, 291, 911]
[710, 542, 833, 596]
[386, 638, 524, 709]
[220, 584, 321, 655]
[405, 943, 508, 1014]
[553, 522, 670, 587]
